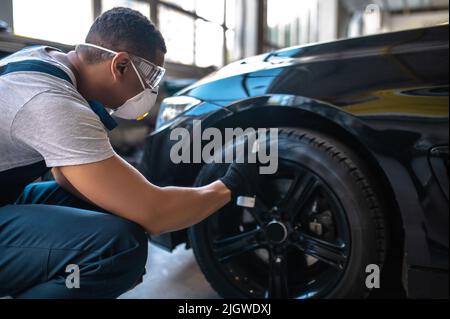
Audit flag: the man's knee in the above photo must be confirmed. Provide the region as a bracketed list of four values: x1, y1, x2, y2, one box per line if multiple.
[99, 217, 148, 293]
[107, 217, 148, 263]
[16, 182, 108, 213]
[16, 182, 60, 205]
[16, 181, 84, 208]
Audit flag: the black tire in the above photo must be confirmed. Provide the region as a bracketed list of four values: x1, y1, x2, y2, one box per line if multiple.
[189, 128, 387, 299]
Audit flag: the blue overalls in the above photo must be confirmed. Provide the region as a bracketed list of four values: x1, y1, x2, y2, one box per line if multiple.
[0, 59, 147, 298]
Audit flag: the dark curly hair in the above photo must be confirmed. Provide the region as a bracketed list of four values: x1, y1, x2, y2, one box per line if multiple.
[80, 7, 166, 63]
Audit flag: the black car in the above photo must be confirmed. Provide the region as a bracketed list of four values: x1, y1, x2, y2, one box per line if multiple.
[140, 25, 449, 299]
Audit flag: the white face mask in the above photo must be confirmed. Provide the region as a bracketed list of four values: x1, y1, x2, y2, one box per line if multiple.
[114, 86, 159, 120]
[77, 43, 161, 120]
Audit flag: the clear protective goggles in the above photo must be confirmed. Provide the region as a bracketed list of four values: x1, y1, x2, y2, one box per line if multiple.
[77, 43, 166, 89]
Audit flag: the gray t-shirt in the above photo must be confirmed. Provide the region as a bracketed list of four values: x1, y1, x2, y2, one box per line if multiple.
[0, 46, 115, 173]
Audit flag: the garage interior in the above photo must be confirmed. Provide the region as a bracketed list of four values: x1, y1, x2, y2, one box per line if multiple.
[0, 0, 448, 299]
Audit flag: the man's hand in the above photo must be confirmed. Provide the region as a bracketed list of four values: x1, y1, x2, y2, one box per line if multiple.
[220, 161, 260, 199]
[220, 137, 262, 200]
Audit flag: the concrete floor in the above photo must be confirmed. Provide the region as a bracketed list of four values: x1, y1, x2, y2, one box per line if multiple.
[119, 243, 220, 299]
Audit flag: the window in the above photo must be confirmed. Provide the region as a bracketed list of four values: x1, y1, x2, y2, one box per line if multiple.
[167, 0, 195, 12]
[225, 0, 237, 63]
[11, 0, 238, 66]
[102, 0, 150, 18]
[196, 0, 224, 24]
[12, 0, 94, 45]
[195, 19, 223, 67]
[12, 0, 150, 45]
[159, 5, 194, 65]
[159, 0, 236, 67]
[265, 0, 319, 50]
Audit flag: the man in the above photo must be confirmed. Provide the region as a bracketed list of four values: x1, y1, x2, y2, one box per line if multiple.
[0, 7, 259, 298]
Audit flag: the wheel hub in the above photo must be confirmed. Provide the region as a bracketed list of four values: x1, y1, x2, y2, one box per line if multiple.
[265, 220, 288, 244]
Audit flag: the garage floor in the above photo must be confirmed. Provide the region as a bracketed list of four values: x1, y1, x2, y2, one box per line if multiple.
[119, 243, 220, 299]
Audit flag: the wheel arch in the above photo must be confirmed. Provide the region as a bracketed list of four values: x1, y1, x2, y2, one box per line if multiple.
[186, 99, 406, 273]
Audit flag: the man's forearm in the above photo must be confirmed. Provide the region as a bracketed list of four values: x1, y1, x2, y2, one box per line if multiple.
[57, 156, 233, 236]
[147, 181, 231, 235]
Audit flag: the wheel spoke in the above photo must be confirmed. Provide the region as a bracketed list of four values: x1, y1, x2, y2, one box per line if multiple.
[243, 198, 269, 226]
[280, 172, 319, 220]
[294, 232, 347, 270]
[267, 251, 289, 299]
[212, 228, 265, 263]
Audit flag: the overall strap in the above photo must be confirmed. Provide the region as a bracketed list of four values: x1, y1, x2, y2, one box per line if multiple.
[0, 59, 118, 131]
[0, 59, 73, 85]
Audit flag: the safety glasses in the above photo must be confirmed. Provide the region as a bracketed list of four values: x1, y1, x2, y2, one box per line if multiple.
[129, 55, 166, 89]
